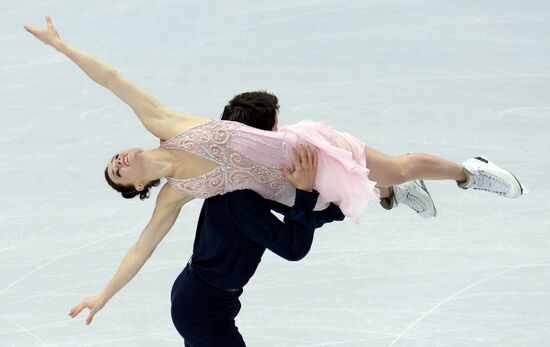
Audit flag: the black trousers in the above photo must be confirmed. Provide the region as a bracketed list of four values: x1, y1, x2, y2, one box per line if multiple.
[170, 266, 245, 347]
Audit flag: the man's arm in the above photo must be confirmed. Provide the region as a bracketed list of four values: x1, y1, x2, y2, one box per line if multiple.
[270, 201, 345, 229]
[226, 145, 343, 261]
[226, 189, 322, 261]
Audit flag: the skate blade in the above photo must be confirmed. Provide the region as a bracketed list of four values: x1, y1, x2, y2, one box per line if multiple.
[520, 183, 529, 195]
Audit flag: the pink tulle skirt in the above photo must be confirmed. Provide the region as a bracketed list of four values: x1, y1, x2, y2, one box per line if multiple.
[281, 120, 380, 223]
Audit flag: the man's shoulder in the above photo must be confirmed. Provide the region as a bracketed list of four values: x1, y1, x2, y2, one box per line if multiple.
[205, 190, 267, 206]
[201, 190, 271, 224]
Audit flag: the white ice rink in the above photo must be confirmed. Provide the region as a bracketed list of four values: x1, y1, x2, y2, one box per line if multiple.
[2, 1, 550, 346]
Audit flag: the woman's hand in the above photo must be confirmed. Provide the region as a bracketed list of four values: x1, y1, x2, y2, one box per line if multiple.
[24, 16, 61, 47]
[69, 293, 107, 325]
[281, 144, 318, 192]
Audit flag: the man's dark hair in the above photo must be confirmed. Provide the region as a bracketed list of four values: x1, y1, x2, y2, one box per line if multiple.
[221, 91, 279, 130]
[104, 167, 161, 200]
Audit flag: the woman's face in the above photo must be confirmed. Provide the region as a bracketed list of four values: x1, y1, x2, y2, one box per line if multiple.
[106, 147, 144, 188]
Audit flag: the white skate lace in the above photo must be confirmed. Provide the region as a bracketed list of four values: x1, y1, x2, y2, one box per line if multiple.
[471, 170, 510, 196]
[402, 193, 427, 213]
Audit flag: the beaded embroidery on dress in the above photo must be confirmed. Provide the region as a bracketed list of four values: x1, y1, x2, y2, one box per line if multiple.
[161, 119, 380, 223]
[160, 120, 295, 201]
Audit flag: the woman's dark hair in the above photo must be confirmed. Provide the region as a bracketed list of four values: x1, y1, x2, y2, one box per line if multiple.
[104, 168, 161, 200]
[221, 91, 279, 130]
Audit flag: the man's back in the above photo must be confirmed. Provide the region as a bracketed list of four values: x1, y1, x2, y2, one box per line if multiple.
[171, 188, 344, 346]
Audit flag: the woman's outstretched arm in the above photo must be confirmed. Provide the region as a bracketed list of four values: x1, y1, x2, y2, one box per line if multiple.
[25, 16, 203, 140]
[68, 184, 193, 325]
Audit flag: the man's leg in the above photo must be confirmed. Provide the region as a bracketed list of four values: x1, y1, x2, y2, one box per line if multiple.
[171, 266, 245, 347]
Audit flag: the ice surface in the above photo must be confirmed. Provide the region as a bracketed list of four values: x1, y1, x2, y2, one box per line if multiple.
[1, 1, 550, 346]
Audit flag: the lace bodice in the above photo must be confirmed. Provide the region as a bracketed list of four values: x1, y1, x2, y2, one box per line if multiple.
[160, 119, 381, 222]
[160, 120, 297, 203]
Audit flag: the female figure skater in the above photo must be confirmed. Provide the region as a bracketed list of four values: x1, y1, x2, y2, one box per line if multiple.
[25, 16, 524, 332]
[24, 17, 524, 222]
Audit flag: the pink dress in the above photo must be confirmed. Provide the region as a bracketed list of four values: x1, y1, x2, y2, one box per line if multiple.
[161, 120, 379, 223]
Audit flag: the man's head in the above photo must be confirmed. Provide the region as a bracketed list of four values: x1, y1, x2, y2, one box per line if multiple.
[221, 91, 279, 131]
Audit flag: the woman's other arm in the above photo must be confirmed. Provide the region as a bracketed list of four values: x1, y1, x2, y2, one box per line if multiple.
[24, 16, 203, 140]
[68, 184, 193, 325]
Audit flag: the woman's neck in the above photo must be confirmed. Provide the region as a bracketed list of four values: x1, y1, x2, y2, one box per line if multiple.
[138, 148, 175, 181]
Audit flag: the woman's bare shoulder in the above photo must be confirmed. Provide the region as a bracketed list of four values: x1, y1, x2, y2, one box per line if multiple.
[156, 181, 195, 209]
[160, 111, 213, 141]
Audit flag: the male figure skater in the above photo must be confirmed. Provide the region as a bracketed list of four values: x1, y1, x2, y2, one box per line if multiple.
[170, 143, 344, 346]
[169, 92, 438, 346]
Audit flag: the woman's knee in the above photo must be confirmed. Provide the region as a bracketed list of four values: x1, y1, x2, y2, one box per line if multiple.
[364, 146, 415, 186]
[391, 156, 414, 184]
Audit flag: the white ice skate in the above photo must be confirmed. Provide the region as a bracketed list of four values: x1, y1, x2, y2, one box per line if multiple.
[381, 180, 437, 218]
[459, 156, 525, 198]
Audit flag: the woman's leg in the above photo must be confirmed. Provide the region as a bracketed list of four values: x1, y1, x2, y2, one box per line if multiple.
[378, 186, 391, 198]
[364, 146, 467, 187]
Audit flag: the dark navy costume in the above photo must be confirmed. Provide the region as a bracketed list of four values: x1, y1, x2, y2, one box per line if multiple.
[170, 189, 344, 346]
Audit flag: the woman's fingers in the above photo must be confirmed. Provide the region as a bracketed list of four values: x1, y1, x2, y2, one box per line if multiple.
[24, 16, 59, 45]
[23, 25, 36, 35]
[69, 303, 80, 316]
[85, 311, 95, 325]
[68, 295, 104, 325]
[69, 303, 86, 317]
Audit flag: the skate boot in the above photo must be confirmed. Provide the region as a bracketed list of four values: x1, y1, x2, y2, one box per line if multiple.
[458, 157, 525, 198]
[380, 180, 437, 218]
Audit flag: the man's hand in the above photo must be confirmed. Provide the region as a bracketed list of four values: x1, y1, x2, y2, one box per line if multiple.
[281, 144, 318, 192]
